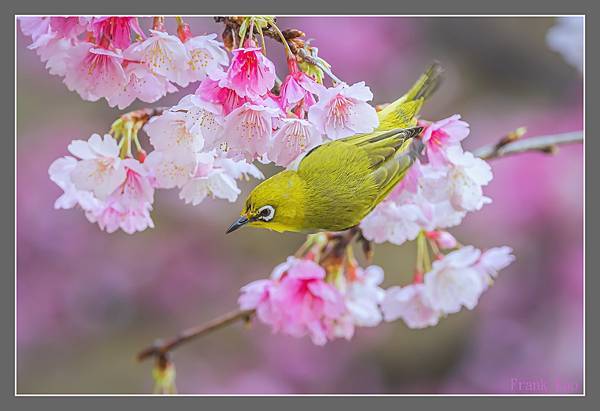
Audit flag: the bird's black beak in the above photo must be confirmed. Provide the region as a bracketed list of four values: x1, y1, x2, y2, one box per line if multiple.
[226, 215, 249, 234]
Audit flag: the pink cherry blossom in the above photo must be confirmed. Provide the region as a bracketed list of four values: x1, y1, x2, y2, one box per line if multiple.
[360, 199, 425, 245]
[144, 146, 197, 189]
[268, 118, 322, 167]
[278, 59, 321, 114]
[123, 29, 190, 86]
[48, 156, 101, 211]
[196, 73, 250, 115]
[171, 94, 225, 150]
[179, 169, 240, 204]
[341, 265, 385, 327]
[222, 45, 276, 99]
[222, 103, 280, 161]
[108, 62, 177, 109]
[426, 230, 458, 249]
[180, 34, 229, 84]
[422, 245, 514, 314]
[434, 147, 493, 212]
[475, 246, 515, 290]
[67, 134, 126, 200]
[382, 284, 440, 328]
[423, 246, 484, 314]
[30, 36, 75, 77]
[21, 17, 81, 77]
[145, 110, 204, 152]
[90, 17, 144, 50]
[49, 17, 87, 38]
[86, 159, 155, 234]
[20, 17, 51, 41]
[308, 81, 379, 139]
[238, 257, 350, 346]
[63, 43, 127, 102]
[420, 115, 470, 167]
[178, 151, 243, 205]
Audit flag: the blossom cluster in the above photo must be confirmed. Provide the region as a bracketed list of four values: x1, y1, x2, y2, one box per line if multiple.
[20, 16, 228, 108]
[239, 234, 514, 344]
[239, 256, 385, 345]
[37, 17, 384, 233]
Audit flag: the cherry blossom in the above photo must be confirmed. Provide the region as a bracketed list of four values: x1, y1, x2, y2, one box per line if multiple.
[48, 156, 101, 211]
[145, 110, 204, 152]
[475, 246, 515, 290]
[179, 152, 262, 205]
[144, 146, 197, 189]
[239, 257, 351, 346]
[360, 198, 426, 245]
[196, 72, 250, 115]
[180, 34, 229, 84]
[308, 81, 379, 139]
[90, 17, 144, 50]
[426, 230, 458, 250]
[21, 17, 83, 77]
[108, 63, 177, 109]
[85, 159, 155, 234]
[423, 246, 515, 314]
[382, 284, 441, 329]
[170, 94, 225, 150]
[123, 29, 190, 86]
[66, 134, 126, 200]
[278, 59, 321, 114]
[63, 43, 127, 102]
[341, 265, 385, 327]
[222, 44, 276, 99]
[420, 115, 470, 167]
[268, 118, 322, 167]
[424, 147, 493, 212]
[222, 103, 281, 161]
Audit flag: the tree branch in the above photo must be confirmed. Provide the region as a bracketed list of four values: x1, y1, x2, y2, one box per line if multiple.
[137, 309, 255, 362]
[473, 131, 583, 160]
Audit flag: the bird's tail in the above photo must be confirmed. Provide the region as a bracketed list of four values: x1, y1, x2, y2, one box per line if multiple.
[376, 62, 443, 131]
[407, 134, 425, 162]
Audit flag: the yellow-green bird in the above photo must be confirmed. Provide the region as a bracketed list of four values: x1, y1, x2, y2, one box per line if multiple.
[226, 64, 442, 234]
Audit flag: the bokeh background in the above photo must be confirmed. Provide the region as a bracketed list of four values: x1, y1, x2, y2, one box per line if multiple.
[16, 16, 584, 394]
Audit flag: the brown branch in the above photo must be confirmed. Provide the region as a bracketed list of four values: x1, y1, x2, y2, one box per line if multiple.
[137, 309, 255, 362]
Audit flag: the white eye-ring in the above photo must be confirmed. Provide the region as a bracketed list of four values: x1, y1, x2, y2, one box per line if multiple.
[257, 205, 275, 221]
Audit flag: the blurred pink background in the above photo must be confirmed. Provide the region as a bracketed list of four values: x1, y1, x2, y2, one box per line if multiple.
[16, 16, 583, 394]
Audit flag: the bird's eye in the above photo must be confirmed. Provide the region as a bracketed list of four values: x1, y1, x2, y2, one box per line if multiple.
[257, 205, 275, 221]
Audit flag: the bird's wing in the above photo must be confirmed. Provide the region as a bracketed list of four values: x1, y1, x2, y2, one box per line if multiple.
[376, 62, 443, 131]
[356, 127, 424, 203]
[299, 127, 423, 201]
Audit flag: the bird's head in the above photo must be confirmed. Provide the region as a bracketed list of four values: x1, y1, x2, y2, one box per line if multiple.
[226, 170, 305, 234]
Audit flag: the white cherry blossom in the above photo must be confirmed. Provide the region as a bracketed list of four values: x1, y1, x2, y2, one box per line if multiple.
[67, 134, 126, 200]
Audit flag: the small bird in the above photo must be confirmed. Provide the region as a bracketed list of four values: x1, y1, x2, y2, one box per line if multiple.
[227, 64, 442, 234]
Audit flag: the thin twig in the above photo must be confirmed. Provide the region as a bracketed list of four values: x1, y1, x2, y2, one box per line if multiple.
[473, 131, 583, 160]
[137, 309, 255, 362]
